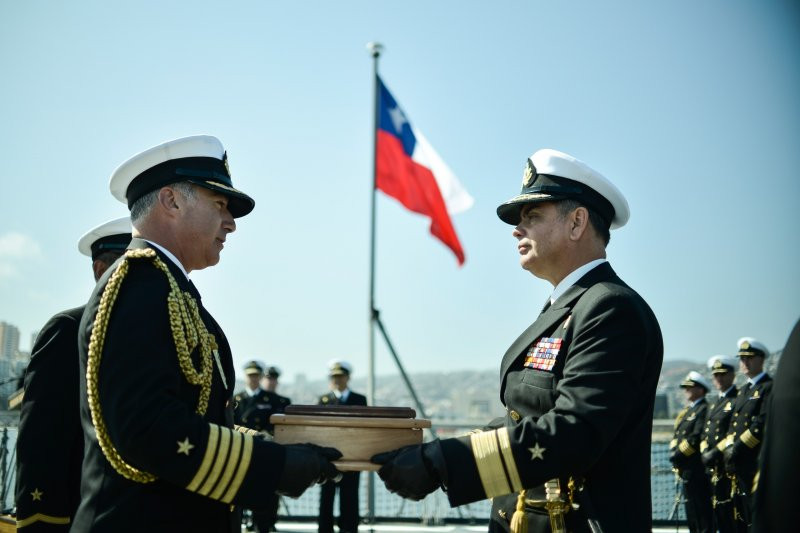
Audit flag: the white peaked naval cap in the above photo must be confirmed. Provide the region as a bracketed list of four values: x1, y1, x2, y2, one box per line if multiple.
[77, 216, 133, 258]
[497, 148, 630, 229]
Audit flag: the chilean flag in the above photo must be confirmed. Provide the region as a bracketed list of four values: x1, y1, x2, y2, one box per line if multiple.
[376, 77, 473, 265]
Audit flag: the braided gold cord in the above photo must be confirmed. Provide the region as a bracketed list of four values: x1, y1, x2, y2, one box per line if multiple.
[86, 248, 218, 484]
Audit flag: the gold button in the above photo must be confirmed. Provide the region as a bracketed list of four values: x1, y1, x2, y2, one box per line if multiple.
[509, 410, 521, 421]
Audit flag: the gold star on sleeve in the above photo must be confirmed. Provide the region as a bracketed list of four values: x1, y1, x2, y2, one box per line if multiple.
[31, 488, 43, 501]
[177, 438, 195, 456]
[529, 443, 546, 460]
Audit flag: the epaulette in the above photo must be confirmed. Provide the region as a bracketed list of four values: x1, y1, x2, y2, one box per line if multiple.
[86, 248, 218, 483]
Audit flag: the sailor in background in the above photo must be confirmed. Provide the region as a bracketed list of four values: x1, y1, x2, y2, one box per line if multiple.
[670, 371, 713, 533]
[700, 355, 739, 533]
[318, 360, 367, 533]
[234, 361, 292, 532]
[723, 338, 772, 532]
[15, 217, 131, 531]
[373, 149, 664, 532]
[73, 135, 340, 532]
[234, 361, 291, 435]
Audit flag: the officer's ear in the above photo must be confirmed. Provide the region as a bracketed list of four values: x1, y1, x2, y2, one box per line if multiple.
[567, 206, 590, 241]
[157, 186, 181, 216]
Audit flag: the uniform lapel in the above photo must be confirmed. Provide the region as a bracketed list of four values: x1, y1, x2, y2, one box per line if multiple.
[499, 263, 618, 400]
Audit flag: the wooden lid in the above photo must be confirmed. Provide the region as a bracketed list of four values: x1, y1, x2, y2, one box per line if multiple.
[284, 405, 416, 419]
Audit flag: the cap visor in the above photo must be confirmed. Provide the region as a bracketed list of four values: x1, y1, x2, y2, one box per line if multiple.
[496, 193, 561, 225]
[193, 180, 255, 218]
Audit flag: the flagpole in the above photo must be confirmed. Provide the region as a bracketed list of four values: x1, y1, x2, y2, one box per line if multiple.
[366, 40, 383, 525]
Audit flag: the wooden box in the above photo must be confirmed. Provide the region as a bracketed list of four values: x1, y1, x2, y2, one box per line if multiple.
[271, 405, 431, 471]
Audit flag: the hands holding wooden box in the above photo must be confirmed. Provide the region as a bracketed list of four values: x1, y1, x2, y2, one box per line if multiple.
[271, 405, 444, 500]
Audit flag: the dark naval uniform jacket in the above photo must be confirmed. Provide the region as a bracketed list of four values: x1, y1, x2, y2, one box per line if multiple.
[74, 240, 287, 532]
[724, 374, 772, 484]
[701, 386, 738, 532]
[439, 262, 663, 532]
[670, 398, 713, 533]
[318, 390, 368, 408]
[233, 389, 291, 435]
[16, 306, 85, 531]
[701, 386, 738, 471]
[670, 398, 709, 479]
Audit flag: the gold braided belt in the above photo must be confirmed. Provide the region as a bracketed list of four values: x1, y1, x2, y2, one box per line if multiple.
[86, 248, 218, 483]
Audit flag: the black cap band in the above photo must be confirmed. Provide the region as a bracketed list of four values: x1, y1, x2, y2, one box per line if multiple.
[526, 174, 615, 226]
[91, 234, 132, 260]
[125, 156, 230, 208]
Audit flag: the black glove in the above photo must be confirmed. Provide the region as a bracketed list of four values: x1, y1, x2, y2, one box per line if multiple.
[701, 447, 721, 468]
[723, 444, 737, 474]
[276, 443, 342, 498]
[669, 448, 685, 469]
[371, 440, 448, 501]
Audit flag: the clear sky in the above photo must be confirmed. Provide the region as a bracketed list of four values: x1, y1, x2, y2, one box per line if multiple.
[1, 1, 798, 386]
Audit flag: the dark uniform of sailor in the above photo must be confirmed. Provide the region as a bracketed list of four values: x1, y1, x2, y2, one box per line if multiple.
[15, 218, 131, 531]
[669, 372, 713, 533]
[234, 364, 291, 435]
[73, 135, 339, 532]
[700, 356, 739, 533]
[373, 149, 664, 533]
[318, 361, 367, 533]
[723, 338, 772, 532]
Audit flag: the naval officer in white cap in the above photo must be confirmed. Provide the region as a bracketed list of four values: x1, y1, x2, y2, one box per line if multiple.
[723, 337, 772, 530]
[73, 135, 341, 532]
[16, 216, 132, 531]
[373, 148, 663, 532]
[671, 371, 713, 533]
[700, 355, 740, 533]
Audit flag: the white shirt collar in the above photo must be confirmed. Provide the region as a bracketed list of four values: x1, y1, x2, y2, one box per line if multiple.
[690, 397, 705, 408]
[144, 239, 189, 280]
[246, 386, 260, 397]
[720, 385, 735, 398]
[550, 259, 607, 305]
[333, 388, 350, 402]
[747, 372, 766, 386]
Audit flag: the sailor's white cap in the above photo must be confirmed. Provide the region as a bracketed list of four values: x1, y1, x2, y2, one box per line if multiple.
[77, 216, 132, 259]
[109, 135, 255, 218]
[680, 371, 711, 391]
[737, 337, 769, 358]
[497, 149, 630, 229]
[707, 355, 737, 374]
[328, 359, 352, 376]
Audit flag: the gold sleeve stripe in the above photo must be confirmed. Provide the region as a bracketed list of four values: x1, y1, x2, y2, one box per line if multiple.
[669, 439, 678, 450]
[740, 429, 760, 449]
[717, 435, 732, 452]
[187, 424, 220, 492]
[17, 513, 71, 528]
[470, 430, 512, 498]
[496, 427, 523, 492]
[199, 427, 232, 495]
[234, 425, 259, 436]
[222, 432, 254, 504]
[678, 440, 696, 456]
[211, 430, 243, 500]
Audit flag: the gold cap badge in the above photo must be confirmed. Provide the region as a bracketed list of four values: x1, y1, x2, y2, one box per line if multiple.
[522, 160, 536, 188]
